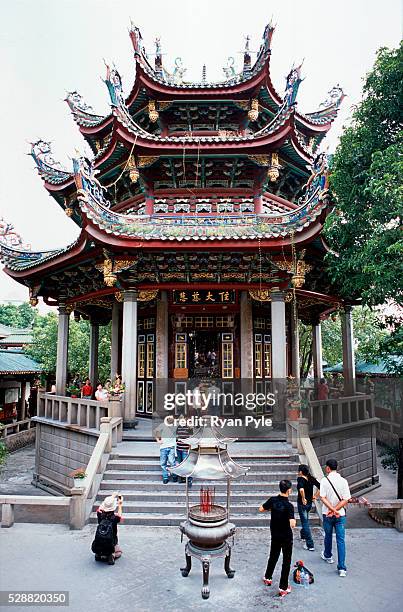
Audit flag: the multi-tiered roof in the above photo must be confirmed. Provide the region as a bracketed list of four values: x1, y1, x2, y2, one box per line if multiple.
[0, 22, 345, 321]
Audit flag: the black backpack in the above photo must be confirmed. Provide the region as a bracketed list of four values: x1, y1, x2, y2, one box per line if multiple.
[91, 517, 115, 555]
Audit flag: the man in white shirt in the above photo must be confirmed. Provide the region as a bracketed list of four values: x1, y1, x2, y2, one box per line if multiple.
[320, 458, 351, 577]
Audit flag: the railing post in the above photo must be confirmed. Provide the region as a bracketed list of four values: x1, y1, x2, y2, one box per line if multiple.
[1, 503, 15, 528]
[297, 418, 309, 454]
[100, 417, 112, 452]
[395, 507, 403, 532]
[69, 490, 85, 530]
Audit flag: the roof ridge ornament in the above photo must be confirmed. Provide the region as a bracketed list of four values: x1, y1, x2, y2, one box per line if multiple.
[202, 64, 207, 85]
[65, 91, 105, 127]
[154, 37, 163, 77]
[262, 20, 275, 51]
[243, 35, 252, 76]
[222, 57, 236, 80]
[301, 152, 329, 204]
[104, 62, 125, 107]
[30, 140, 72, 185]
[73, 156, 110, 209]
[284, 61, 304, 108]
[0, 217, 30, 250]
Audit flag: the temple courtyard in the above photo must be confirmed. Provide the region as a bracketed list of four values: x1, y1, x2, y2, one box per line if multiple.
[1, 522, 402, 611]
[1, 446, 402, 611]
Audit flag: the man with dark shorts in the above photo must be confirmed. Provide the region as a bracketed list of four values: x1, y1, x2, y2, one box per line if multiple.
[259, 479, 296, 598]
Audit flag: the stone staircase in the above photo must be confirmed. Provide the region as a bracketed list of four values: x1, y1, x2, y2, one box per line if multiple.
[90, 445, 320, 527]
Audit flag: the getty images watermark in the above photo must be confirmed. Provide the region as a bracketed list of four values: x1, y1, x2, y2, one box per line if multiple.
[162, 387, 275, 429]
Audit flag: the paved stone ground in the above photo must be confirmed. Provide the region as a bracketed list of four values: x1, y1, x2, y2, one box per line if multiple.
[0, 445, 45, 496]
[0, 524, 402, 612]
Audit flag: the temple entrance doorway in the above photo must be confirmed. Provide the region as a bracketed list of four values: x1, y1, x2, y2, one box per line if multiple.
[170, 312, 238, 380]
[188, 330, 220, 378]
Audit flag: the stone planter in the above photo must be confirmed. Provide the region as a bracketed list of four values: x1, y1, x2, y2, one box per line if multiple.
[108, 398, 122, 418]
[73, 477, 86, 488]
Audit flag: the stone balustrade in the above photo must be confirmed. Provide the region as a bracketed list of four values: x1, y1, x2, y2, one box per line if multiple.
[37, 393, 110, 430]
[0, 416, 122, 529]
[307, 394, 375, 431]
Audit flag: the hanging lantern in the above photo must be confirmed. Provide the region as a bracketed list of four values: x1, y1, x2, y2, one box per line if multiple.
[247, 98, 259, 122]
[291, 259, 312, 288]
[267, 152, 281, 182]
[148, 100, 159, 123]
[127, 155, 139, 183]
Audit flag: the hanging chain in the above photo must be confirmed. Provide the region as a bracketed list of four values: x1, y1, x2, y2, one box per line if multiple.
[103, 136, 138, 189]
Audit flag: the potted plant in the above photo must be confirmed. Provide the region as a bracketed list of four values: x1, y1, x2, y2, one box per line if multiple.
[108, 380, 125, 400]
[69, 467, 87, 488]
[286, 376, 301, 421]
[68, 385, 80, 398]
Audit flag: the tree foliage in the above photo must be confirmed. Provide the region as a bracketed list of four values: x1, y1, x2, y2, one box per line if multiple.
[321, 306, 389, 367]
[25, 311, 111, 383]
[0, 303, 38, 328]
[325, 43, 403, 307]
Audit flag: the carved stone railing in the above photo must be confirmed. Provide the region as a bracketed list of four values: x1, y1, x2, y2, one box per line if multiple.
[1, 416, 122, 529]
[0, 418, 36, 439]
[307, 394, 375, 431]
[37, 393, 109, 430]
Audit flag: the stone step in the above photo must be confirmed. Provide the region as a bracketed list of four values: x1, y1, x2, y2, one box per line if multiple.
[99, 479, 300, 491]
[89, 512, 320, 527]
[96, 489, 300, 500]
[92, 501, 307, 515]
[110, 454, 298, 462]
[106, 460, 299, 472]
[103, 470, 297, 481]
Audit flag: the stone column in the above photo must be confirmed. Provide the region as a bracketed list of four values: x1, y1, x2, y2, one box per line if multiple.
[342, 305, 356, 395]
[89, 321, 99, 386]
[121, 289, 138, 425]
[55, 303, 69, 395]
[270, 290, 287, 379]
[290, 305, 300, 379]
[156, 291, 168, 379]
[240, 291, 253, 378]
[110, 301, 120, 379]
[312, 321, 324, 381]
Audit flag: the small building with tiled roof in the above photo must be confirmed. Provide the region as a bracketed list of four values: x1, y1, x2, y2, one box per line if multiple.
[0, 323, 33, 349]
[0, 349, 42, 422]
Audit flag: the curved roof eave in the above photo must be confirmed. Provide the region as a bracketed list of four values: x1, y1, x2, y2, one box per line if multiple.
[1, 234, 86, 277]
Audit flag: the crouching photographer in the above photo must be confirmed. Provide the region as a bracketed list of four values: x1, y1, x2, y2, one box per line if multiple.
[91, 492, 123, 565]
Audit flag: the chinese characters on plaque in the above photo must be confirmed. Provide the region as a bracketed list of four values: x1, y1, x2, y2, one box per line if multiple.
[172, 290, 236, 304]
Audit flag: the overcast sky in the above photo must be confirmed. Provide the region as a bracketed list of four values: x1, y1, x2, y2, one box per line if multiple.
[0, 0, 401, 305]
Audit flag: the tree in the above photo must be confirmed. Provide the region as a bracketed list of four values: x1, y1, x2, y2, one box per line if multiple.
[324, 44, 403, 499]
[325, 43, 403, 308]
[26, 312, 111, 382]
[0, 303, 38, 328]
[321, 306, 389, 367]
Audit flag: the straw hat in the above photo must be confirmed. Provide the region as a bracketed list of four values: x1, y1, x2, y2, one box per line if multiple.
[99, 495, 118, 512]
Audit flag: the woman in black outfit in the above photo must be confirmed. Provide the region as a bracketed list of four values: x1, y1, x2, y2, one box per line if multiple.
[297, 464, 320, 551]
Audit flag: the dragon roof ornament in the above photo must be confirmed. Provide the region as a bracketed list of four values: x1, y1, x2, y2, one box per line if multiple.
[30, 140, 72, 185]
[304, 85, 346, 124]
[65, 91, 105, 128]
[0, 216, 78, 272]
[129, 22, 273, 89]
[0, 217, 30, 250]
